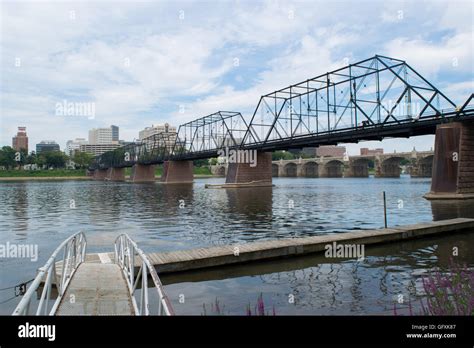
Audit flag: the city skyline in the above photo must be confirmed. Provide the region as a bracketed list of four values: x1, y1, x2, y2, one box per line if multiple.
[1, 1, 472, 154]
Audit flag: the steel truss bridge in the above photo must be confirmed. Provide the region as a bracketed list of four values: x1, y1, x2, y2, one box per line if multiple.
[90, 55, 474, 170]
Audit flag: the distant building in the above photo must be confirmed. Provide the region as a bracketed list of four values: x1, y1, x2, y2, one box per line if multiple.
[36, 141, 60, 154]
[316, 145, 346, 157]
[139, 123, 176, 140]
[89, 125, 119, 145]
[111, 125, 119, 142]
[66, 138, 88, 156]
[119, 140, 134, 146]
[12, 127, 28, 153]
[79, 143, 121, 156]
[139, 123, 177, 153]
[217, 136, 243, 147]
[301, 147, 317, 157]
[360, 148, 384, 156]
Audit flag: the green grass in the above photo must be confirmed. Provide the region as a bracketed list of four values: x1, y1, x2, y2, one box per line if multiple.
[193, 167, 212, 175]
[0, 165, 213, 178]
[0, 169, 87, 177]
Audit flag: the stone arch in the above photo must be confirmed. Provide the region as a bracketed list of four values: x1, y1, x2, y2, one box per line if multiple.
[272, 163, 279, 177]
[349, 158, 371, 177]
[380, 157, 404, 177]
[418, 155, 433, 177]
[324, 160, 344, 178]
[216, 166, 226, 176]
[283, 162, 298, 177]
[301, 161, 319, 177]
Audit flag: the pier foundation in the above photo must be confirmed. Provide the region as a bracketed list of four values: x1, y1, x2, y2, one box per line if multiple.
[425, 121, 474, 199]
[130, 164, 156, 182]
[93, 169, 108, 180]
[161, 160, 194, 183]
[225, 152, 273, 186]
[106, 167, 125, 181]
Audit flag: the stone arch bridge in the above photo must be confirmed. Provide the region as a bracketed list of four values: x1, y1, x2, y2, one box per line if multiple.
[211, 150, 434, 178]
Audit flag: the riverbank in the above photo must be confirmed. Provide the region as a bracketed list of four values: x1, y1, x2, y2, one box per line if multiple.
[0, 176, 91, 181]
[0, 174, 218, 181]
[0, 169, 87, 178]
[0, 166, 215, 180]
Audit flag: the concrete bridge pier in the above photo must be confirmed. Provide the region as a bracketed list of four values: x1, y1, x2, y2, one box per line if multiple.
[130, 164, 156, 182]
[225, 152, 273, 186]
[161, 160, 194, 183]
[346, 159, 370, 177]
[425, 121, 474, 199]
[374, 156, 402, 178]
[106, 167, 125, 181]
[93, 169, 108, 180]
[409, 156, 434, 177]
[319, 160, 344, 178]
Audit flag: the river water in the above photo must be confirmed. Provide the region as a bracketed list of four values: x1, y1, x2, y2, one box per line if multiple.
[1, 176, 473, 314]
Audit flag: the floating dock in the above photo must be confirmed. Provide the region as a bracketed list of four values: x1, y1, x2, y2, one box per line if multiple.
[74, 218, 474, 276]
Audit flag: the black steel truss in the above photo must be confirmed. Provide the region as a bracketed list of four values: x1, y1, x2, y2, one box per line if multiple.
[90, 55, 474, 170]
[241, 55, 458, 146]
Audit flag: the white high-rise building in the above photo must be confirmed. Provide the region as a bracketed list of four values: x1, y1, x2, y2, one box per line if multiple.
[88, 125, 119, 145]
[66, 138, 88, 156]
[139, 123, 176, 140]
[139, 123, 177, 153]
[79, 143, 121, 156]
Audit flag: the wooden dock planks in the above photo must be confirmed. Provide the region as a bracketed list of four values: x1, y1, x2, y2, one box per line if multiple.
[56, 262, 133, 316]
[145, 218, 474, 273]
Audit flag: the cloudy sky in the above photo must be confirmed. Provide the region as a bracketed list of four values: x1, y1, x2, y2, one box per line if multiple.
[1, 0, 472, 154]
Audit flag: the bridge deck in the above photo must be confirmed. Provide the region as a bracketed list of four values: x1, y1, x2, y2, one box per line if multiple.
[56, 262, 133, 316]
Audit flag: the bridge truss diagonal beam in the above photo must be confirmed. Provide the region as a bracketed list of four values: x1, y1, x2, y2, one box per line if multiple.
[90, 55, 474, 170]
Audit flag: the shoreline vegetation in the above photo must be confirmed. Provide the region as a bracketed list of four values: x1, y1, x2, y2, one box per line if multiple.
[0, 167, 216, 180]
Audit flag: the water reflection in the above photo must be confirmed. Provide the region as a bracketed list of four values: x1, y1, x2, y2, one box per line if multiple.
[11, 183, 29, 238]
[225, 187, 272, 214]
[1, 178, 474, 315]
[430, 199, 474, 220]
[164, 232, 474, 315]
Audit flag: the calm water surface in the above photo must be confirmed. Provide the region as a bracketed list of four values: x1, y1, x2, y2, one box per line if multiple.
[1, 176, 473, 314]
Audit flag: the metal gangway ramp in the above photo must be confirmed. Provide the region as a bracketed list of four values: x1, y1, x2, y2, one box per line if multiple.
[12, 232, 174, 316]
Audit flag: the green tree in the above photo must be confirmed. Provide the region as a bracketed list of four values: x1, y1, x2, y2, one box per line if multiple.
[26, 151, 37, 165]
[17, 149, 28, 168]
[36, 154, 46, 168]
[193, 158, 209, 167]
[400, 158, 411, 166]
[72, 151, 94, 169]
[272, 151, 296, 160]
[43, 151, 68, 168]
[0, 146, 16, 169]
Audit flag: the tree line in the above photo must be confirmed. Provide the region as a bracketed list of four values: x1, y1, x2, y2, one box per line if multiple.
[0, 146, 94, 170]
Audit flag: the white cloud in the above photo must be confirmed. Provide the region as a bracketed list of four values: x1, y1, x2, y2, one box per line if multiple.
[1, 0, 472, 152]
[384, 32, 473, 77]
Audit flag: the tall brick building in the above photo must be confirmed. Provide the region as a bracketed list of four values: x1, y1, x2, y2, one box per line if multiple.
[12, 127, 28, 153]
[360, 148, 384, 156]
[316, 145, 346, 157]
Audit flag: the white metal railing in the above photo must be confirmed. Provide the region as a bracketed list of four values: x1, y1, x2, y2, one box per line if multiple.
[12, 232, 87, 315]
[114, 234, 174, 315]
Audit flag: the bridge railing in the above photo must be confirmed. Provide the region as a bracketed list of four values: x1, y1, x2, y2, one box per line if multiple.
[114, 234, 174, 316]
[12, 232, 87, 315]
